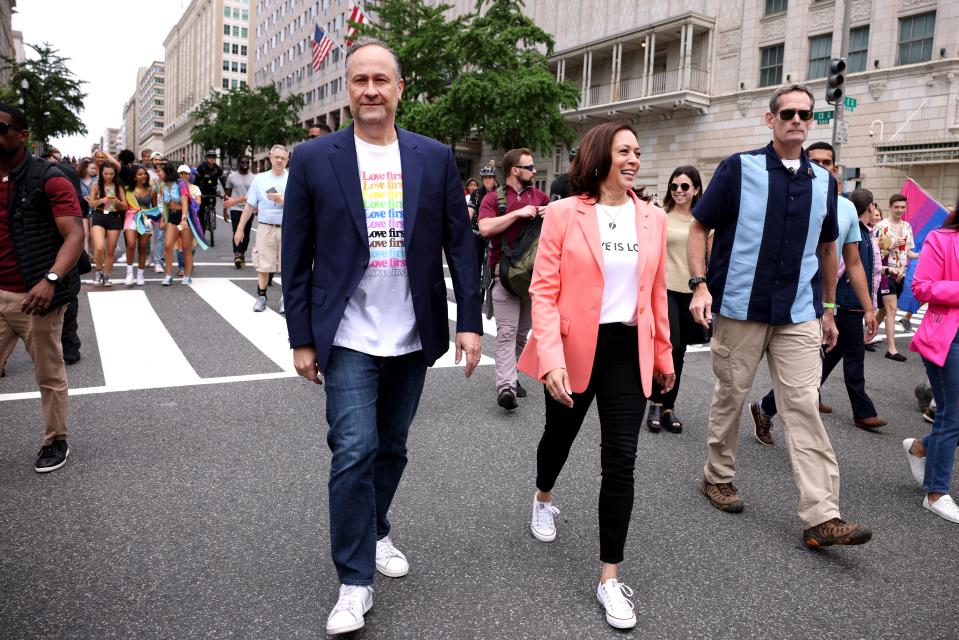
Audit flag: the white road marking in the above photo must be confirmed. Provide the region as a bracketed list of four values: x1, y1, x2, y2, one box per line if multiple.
[445, 277, 497, 336]
[87, 290, 200, 388]
[188, 278, 296, 372]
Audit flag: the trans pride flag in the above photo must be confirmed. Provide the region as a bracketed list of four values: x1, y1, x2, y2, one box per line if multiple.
[898, 178, 950, 313]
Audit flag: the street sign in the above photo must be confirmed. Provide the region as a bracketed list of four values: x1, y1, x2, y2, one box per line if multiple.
[814, 110, 834, 124]
[844, 96, 857, 112]
[836, 119, 849, 145]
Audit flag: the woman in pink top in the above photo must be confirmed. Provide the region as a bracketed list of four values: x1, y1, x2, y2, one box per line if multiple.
[902, 207, 959, 524]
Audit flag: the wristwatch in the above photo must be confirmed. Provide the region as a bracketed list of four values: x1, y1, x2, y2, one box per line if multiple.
[44, 272, 60, 284]
[688, 276, 707, 290]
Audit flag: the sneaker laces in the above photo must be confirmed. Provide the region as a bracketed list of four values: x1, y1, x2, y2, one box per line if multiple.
[376, 537, 403, 560]
[332, 585, 368, 615]
[601, 580, 635, 612]
[534, 502, 560, 529]
[716, 483, 738, 498]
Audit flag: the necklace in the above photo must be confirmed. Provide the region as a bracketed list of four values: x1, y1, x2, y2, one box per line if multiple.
[600, 202, 627, 230]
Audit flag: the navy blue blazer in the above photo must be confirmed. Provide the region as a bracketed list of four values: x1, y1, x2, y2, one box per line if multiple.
[282, 125, 482, 370]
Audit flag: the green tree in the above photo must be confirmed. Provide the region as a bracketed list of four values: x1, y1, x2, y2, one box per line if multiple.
[190, 85, 305, 163]
[1, 43, 87, 146]
[357, 0, 578, 151]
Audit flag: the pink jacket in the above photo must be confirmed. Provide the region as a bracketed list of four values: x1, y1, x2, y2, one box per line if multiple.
[516, 193, 674, 397]
[909, 229, 959, 367]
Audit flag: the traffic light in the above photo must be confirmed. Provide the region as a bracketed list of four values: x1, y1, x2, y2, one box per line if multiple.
[826, 58, 846, 105]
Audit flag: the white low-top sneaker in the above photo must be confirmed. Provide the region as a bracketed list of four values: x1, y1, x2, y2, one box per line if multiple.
[375, 536, 409, 578]
[903, 438, 926, 486]
[924, 495, 959, 524]
[531, 494, 560, 542]
[124, 265, 135, 286]
[136, 268, 145, 286]
[326, 584, 373, 635]
[597, 578, 637, 629]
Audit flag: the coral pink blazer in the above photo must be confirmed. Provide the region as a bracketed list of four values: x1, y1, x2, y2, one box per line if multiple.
[909, 229, 959, 367]
[517, 192, 674, 396]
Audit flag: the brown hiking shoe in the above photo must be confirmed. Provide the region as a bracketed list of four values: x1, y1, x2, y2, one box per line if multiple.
[698, 479, 744, 513]
[803, 518, 872, 548]
[819, 401, 833, 414]
[749, 402, 774, 446]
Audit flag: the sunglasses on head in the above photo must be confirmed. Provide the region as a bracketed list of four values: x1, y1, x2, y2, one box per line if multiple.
[777, 109, 814, 121]
[0, 122, 23, 135]
[669, 182, 692, 192]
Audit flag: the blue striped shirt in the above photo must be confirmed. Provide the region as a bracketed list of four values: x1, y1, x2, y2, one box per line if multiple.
[693, 143, 839, 325]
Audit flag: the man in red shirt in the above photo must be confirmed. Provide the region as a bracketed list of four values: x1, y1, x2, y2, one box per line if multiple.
[0, 103, 84, 473]
[478, 148, 549, 410]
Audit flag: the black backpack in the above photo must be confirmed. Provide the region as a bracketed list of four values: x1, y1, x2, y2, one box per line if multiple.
[497, 186, 542, 298]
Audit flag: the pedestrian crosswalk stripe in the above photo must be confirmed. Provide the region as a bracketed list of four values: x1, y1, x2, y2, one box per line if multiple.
[189, 278, 296, 373]
[88, 290, 200, 388]
[445, 278, 498, 336]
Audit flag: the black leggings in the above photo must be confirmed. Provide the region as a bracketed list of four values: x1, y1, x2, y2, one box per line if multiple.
[536, 322, 646, 564]
[650, 289, 706, 409]
[230, 210, 253, 254]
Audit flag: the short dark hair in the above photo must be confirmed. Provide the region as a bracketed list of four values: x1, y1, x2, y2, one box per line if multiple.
[118, 149, 136, 164]
[0, 102, 29, 130]
[346, 36, 402, 81]
[502, 147, 532, 177]
[768, 84, 816, 113]
[568, 121, 638, 201]
[310, 123, 332, 134]
[806, 141, 835, 163]
[889, 193, 907, 207]
[237, 155, 250, 164]
[849, 188, 874, 216]
[662, 165, 703, 212]
[160, 161, 179, 182]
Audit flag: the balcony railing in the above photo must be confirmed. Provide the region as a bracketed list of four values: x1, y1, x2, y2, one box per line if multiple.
[582, 67, 709, 109]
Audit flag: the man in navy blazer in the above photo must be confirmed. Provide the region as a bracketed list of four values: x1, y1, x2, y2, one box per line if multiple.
[282, 38, 482, 635]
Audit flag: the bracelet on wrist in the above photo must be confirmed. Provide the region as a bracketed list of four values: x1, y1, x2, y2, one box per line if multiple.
[822, 302, 837, 310]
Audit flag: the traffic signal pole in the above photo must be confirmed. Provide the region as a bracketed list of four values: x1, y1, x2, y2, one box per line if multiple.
[831, 0, 853, 166]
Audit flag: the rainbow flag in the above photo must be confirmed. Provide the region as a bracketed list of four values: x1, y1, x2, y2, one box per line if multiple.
[178, 180, 209, 251]
[898, 178, 949, 313]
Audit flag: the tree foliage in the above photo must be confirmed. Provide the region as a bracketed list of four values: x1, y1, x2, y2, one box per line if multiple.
[190, 85, 305, 162]
[1, 43, 87, 146]
[358, 0, 579, 151]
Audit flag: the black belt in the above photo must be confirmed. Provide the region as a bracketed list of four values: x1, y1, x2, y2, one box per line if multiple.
[259, 221, 280, 226]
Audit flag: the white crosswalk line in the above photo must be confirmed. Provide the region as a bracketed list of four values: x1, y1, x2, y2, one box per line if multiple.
[87, 290, 200, 389]
[188, 278, 296, 373]
[445, 278, 497, 336]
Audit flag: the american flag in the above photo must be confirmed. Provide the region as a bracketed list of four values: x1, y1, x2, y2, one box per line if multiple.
[345, 3, 368, 47]
[311, 24, 335, 71]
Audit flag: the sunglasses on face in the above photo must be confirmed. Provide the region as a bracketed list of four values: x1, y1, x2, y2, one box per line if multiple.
[518, 164, 536, 172]
[777, 109, 814, 121]
[0, 122, 23, 135]
[669, 182, 692, 192]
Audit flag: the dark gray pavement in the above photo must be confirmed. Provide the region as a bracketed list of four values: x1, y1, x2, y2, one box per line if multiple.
[1, 237, 956, 639]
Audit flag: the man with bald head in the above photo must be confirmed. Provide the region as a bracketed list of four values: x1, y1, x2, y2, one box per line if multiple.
[283, 38, 482, 634]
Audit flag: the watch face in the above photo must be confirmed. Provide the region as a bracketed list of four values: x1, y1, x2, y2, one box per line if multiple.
[46, 273, 59, 282]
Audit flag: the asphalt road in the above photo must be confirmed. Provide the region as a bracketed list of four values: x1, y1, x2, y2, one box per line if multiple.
[1, 230, 956, 640]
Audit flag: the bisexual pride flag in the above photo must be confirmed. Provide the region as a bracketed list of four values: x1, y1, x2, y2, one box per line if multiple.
[898, 178, 950, 313]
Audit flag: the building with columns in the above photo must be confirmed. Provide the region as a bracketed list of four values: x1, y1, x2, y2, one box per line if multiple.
[442, 0, 959, 206]
[163, 0, 253, 165]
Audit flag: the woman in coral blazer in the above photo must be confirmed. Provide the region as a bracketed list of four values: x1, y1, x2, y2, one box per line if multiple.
[903, 208, 959, 524]
[516, 122, 674, 631]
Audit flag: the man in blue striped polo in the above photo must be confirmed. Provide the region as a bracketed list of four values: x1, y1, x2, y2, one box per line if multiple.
[687, 84, 873, 548]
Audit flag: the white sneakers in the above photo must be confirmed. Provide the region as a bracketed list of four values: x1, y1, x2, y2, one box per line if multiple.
[902, 438, 926, 485]
[375, 536, 409, 578]
[597, 578, 637, 629]
[136, 268, 145, 286]
[124, 265, 135, 286]
[925, 495, 959, 524]
[530, 494, 560, 543]
[325, 584, 373, 635]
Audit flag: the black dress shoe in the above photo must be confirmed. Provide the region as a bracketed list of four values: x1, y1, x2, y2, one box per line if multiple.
[63, 352, 81, 365]
[646, 404, 662, 432]
[515, 380, 527, 398]
[662, 409, 683, 434]
[885, 351, 907, 362]
[863, 343, 876, 352]
[497, 389, 518, 411]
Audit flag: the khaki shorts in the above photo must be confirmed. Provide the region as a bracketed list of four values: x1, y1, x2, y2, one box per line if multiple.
[253, 222, 281, 273]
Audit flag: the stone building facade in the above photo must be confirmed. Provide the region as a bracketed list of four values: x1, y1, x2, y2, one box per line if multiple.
[163, 0, 254, 165]
[136, 62, 165, 156]
[443, 0, 959, 205]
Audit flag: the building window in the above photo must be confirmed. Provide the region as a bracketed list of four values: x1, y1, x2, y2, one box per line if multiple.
[759, 44, 784, 87]
[807, 34, 832, 79]
[223, 61, 230, 71]
[233, 7, 240, 18]
[231, 61, 239, 72]
[240, 80, 247, 88]
[764, 0, 787, 16]
[242, 27, 248, 38]
[224, 7, 230, 17]
[223, 24, 230, 35]
[154, 121, 163, 128]
[240, 63, 247, 73]
[241, 45, 248, 56]
[232, 44, 239, 54]
[898, 12, 935, 65]
[242, 9, 249, 20]
[223, 43, 230, 53]
[223, 79, 230, 89]
[848, 26, 869, 73]
[231, 79, 239, 89]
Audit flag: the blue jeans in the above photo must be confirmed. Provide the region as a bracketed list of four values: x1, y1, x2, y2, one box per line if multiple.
[152, 224, 165, 266]
[921, 330, 959, 494]
[324, 346, 427, 585]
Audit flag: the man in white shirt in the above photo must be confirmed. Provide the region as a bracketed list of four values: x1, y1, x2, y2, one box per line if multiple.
[234, 145, 288, 312]
[282, 38, 482, 635]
